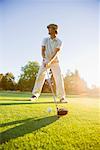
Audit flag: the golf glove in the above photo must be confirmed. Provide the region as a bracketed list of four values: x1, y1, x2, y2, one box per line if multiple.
[43, 58, 49, 67]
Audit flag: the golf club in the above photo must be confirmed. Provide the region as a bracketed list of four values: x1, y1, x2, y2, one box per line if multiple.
[46, 69, 68, 117]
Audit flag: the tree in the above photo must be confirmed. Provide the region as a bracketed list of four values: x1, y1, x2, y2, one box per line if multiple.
[18, 61, 40, 91]
[0, 72, 16, 90]
[87, 85, 100, 97]
[0, 73, 3, 81]
[42, 79, 51, 93]
[0, 74, 3, 90]
[64, 70, 88, 94]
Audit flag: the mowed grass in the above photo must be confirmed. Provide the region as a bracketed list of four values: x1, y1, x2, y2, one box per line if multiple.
[0, 91, 99, 150]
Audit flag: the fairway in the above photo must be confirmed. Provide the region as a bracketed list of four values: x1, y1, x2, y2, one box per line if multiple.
[0, 91, 99, 150]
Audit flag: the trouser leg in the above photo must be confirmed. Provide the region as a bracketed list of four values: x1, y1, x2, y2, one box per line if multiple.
[50, 63, 65, 99]
[32, 64, 46, 98]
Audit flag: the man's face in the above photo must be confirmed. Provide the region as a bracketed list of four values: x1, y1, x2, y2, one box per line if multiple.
[48, 27, 56, 35]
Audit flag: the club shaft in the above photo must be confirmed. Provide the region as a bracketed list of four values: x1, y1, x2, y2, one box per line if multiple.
[46, 70, 58, 110]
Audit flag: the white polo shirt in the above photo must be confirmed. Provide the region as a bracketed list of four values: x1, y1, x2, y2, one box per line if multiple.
[42, 37, 62, 63]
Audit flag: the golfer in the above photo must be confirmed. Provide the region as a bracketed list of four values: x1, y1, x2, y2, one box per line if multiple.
[30, 24, 67, 102]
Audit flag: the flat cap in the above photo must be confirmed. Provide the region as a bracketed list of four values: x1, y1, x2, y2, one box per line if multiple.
[47, 24, 58, 31]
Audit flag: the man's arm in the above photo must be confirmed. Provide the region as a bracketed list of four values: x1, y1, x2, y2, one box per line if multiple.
[41, 46, 46, 58]
[42, 46, 48, 67]
[49, 48, 60, 64]
[42, 46, 60, 67]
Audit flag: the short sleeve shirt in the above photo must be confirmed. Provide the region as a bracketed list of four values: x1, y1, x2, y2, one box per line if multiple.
[42, 37, 62, 62]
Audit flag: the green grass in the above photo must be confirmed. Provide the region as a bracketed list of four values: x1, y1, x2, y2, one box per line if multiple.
[0, 91, 99, 150]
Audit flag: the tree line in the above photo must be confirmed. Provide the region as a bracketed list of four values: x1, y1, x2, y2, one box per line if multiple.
[0, 61, 99, 96]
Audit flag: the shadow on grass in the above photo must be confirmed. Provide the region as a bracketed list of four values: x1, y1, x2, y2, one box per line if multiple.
[0, 101, 67, 105]
[0, 101, 34, 105]
[0, 115, 58, 144]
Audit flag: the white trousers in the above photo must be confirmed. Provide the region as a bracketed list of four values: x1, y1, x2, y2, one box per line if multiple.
[32, 62, 65, 99]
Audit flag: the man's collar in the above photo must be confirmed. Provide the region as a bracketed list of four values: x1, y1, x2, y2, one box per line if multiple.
[49, 37, 57, 41]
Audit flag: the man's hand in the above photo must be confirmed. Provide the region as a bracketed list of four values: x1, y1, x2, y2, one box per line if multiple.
[42, 47, 60, 67]
[42, 46, 46, 58]
[43, 58, 49, 68]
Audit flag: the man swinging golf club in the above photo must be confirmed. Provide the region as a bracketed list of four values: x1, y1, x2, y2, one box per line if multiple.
[30, 23, 68, 103]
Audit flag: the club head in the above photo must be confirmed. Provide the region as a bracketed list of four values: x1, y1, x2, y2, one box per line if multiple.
[57, 108, 68, 117]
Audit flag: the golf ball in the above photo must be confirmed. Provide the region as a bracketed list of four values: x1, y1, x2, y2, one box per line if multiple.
[47, 107, 52, 113]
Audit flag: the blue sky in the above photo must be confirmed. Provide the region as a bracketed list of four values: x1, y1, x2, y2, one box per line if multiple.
[0, 0, 99, 87]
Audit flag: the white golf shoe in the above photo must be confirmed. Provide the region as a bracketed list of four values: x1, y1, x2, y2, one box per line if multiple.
[30, 95, 37, 102]
[60, 98, 68, 103]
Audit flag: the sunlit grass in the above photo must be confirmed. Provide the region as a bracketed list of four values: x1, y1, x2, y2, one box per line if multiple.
[0, 91, 99, 150]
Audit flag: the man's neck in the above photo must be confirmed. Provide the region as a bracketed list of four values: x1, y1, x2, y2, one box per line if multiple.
[50, 34, 56, 39]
